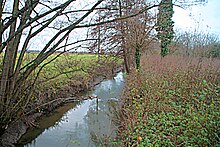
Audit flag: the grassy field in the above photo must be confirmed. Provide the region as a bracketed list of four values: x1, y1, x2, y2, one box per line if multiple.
[26, 53, 122, 103]
[115, 55, 220, 146]
[0, 52, 122, 113]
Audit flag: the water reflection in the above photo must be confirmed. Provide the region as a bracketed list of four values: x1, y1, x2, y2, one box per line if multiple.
[17, 72, 124, 147]
[85, 99, 118, 146]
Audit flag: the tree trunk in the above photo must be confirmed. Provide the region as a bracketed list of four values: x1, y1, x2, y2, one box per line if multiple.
[0, 0, 19, 111]
[119, 0, 130, 73]
[0, 0, 2, 53]
[97, 16, 101, 63]
[135, 45, 141, 70]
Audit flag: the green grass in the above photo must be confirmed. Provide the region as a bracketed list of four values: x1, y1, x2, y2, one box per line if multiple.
[35, 53, 121, 89]
[115, 55, 220, 146]
[0, 52, 122, 113]
[38, 53, 99, 84]
[18, 53, 122, 102]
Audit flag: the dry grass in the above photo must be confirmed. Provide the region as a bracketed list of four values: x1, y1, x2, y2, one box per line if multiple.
[114, 55, 220, 146]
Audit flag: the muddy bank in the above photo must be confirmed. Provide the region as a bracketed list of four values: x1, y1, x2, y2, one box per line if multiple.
[0, 66, 122, 147]
[0, 113, 42, 147]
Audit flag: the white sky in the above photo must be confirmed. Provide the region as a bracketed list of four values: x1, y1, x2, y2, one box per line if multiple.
[173, 0, 220, 36]
[8, 0, 219, 51]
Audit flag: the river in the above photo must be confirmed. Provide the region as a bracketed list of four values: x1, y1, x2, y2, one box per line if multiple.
[17, 72, 124, 147]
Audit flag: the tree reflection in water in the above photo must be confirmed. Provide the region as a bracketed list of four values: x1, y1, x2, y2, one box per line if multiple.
[85, 97, 118, 146]
[18, 72, 124, 147]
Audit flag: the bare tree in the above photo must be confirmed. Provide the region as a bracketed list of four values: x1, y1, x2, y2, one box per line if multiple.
[87, 0, 157, 72]
[173, 30, 219, 57]
[0, 0, 158, 132]
[87, 0, 206, 72]
[0, 0, 104, 131]
[0, 0, 208, 133]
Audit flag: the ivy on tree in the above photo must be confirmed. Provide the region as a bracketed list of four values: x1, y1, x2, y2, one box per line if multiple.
[156, 0, 174, 57]
[135, 44, 141, 70]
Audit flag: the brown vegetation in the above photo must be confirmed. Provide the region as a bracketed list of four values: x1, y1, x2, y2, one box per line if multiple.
[115, 55, 220, 146]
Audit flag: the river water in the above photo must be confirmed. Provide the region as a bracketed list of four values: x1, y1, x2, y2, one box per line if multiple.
[17, 72, 124, 147]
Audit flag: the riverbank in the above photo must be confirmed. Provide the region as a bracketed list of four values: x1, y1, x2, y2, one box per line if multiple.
[115, 55, 220, 146]
[0, 69, 121, 147]
[0, 53, 123, 147]
[16, 72, 124, 147]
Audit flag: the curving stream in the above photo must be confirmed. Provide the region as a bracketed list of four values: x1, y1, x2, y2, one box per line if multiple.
[17, 72, 124, 147]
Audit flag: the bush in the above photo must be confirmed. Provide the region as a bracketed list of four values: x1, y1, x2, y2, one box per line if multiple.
[209, 44, 220, 58]
[116, 55, 220, 146]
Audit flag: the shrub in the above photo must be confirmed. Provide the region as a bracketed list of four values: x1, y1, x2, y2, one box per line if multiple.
[116, 55, 220, 146]
[209, 44, 220, 58]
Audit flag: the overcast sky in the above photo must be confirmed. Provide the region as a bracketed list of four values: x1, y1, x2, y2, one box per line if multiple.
[173, 0, 220, 36]
[13, 0, 219, 51]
